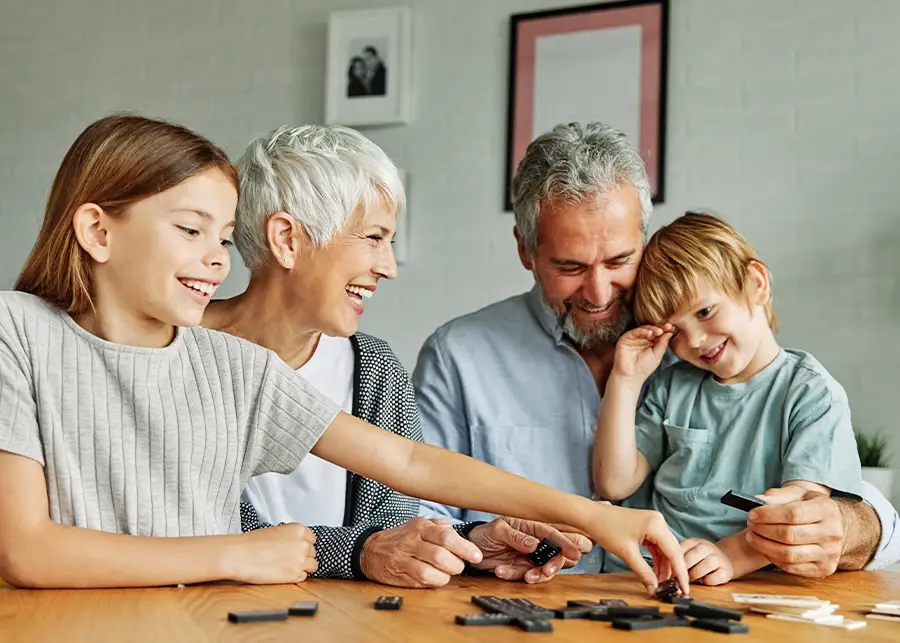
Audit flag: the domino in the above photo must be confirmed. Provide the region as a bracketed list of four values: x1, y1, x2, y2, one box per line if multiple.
[607, 605, 660, 619]
[598, 599, 629, 607]
[374, 596, 403, 610]
[506, 598, 554, 619]
[288, 601, 319, 617]
[766, 613, 844, 626]
[654, 577, 694, 604]
[655, 577, 678, 595]
[690, 618, 750, 634]
[840, 620, 868, 630]
[612, 616, 690, 630]
[470, 595, 553, 631]
[528, 538, 562, 566]
[655, 577, 681, 601]
[455, 613, 514, 626]
[675, 602, 743, 621]
[875, 600, 900, 611]
[720, 489, 765, 512]
[866, 613, 900, 622]
[588, 606, 612, 621]
[513, 617, 554, 633]
[667, 596, 695, 605]
[472, 595, 511, 614]
[567, 599, 599, 608]
[553, 606, 593, 619]
[227, 609, 290, 623]
[732, 594, 822, 607]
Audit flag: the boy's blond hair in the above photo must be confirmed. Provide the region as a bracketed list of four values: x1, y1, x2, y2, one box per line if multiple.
[634, 212, 777, 330]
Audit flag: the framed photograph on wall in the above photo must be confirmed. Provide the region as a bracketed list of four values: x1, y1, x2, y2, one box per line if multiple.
[325, 6, 413, 127]
[504, 0, 668, 210]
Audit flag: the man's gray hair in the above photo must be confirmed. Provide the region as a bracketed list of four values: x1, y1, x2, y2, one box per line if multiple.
[233, 124, 405, 270]
[511, 122, 652, 253]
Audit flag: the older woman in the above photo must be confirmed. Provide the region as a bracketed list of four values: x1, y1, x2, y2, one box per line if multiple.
[202, 125, 590, 588]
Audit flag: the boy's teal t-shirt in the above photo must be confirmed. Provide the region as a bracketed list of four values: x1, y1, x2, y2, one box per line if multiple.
[624, 348, 864, 544]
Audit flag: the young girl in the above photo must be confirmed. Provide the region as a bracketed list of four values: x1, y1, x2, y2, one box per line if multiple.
[0, 114, 688, 593]
[592, 212, 863, 585]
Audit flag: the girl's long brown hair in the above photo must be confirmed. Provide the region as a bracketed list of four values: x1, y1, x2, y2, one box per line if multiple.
[15, 114, 238, 315]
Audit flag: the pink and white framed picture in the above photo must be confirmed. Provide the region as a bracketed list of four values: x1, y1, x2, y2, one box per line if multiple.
[504, 0, 668, 210]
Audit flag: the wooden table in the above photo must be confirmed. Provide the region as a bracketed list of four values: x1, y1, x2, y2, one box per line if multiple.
[2, 571, 899, 641]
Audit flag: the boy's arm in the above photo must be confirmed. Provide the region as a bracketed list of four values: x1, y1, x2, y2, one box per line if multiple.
[593, 325, 674, 500]
[0, 452, 316, 588]
[714, 529, 771, 579]
[593, 375, 653, 499]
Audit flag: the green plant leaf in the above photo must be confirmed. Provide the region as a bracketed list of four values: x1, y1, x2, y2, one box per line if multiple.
[855, 429, 890, 468]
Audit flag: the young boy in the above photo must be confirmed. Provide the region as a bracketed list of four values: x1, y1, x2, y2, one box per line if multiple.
[592, 212, 864, 585]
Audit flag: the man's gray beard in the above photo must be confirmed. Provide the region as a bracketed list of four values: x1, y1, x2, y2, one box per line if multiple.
[536, 278, 634, 349]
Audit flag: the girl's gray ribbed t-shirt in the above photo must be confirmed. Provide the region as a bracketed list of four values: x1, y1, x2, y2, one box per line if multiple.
[0, 291, 341, 536]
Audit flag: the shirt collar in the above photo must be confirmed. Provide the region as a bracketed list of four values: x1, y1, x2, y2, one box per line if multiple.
[525, 284, 566, 346]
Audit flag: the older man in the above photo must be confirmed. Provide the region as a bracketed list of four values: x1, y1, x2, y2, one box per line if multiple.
[414, 121, 900, 577]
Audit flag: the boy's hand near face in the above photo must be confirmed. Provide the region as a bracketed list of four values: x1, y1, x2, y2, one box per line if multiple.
[613, 324, 676, 384]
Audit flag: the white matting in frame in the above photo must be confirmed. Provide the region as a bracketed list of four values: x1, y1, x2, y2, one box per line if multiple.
[325, 6, 413, 127]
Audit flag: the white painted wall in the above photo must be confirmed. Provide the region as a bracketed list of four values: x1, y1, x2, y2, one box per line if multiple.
[2, 1, 900, 486]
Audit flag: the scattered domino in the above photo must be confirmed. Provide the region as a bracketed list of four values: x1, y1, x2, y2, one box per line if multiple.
[840, 620, 868, 630]
[667, 596, 695, 605]
[655, 577, 678, 595]
[469, 595, 554, 632]
[598, 599, 629, 607]
[749, 604, 838, 619]
[567, 599, 599, 608]
[553, 606, 593, 619]
[528, 538, 562, 566]
[374, 596, 403, 610]
[455, 613, 514, 626]
[227, 609, 290, 623]
[588, 606, 612, 621]
[513, 617, 554, 633]
[613, 616, 690, 630]
[869, 605, 900, 617]
[288, 601, 319, 617]
[506, 598, 554, 619]
[720, 489, 766, 512]
[867, 613, 900, 622]
[732, 593, 823, 607]
[874, 600, 900, 612]
[676, 601, 743, 621]
[690, 618, 750, 634]
[660, 615, 691, 627]
[607, 605, 660, 619]
[766, 613, 844, 626]
[654, 581, 693, 604]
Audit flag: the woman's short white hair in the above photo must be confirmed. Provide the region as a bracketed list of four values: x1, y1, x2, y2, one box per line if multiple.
[233, 124, 406, 270]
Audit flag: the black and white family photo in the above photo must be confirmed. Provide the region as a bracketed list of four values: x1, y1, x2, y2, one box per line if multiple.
[347, 39, 387, 98]
[326, 7, 410, 126]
